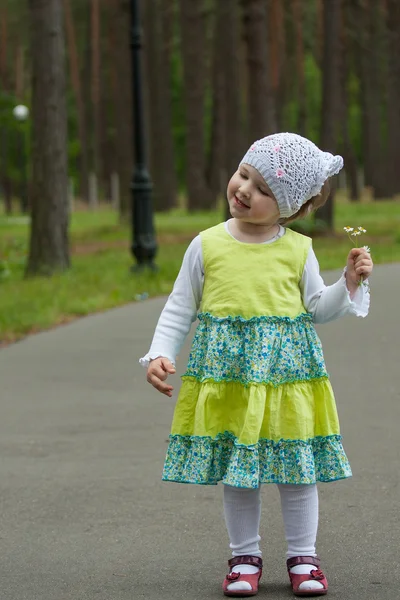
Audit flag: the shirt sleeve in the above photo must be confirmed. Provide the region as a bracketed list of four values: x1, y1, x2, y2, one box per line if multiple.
[139, 235, 204, 368]
[300, 245, 370, 324]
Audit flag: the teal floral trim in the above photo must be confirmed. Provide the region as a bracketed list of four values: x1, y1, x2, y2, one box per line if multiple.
[162, 432, 352, 488]
[181, 374, 328, 388]
[184, 312, 328, 386]
[198, 312, 314, 324]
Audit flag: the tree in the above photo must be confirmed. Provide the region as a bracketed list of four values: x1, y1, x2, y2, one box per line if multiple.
[0, 7, 10, 91]
[340, 0, 360, 201]
[143, 0, 177, 211]
[386, 0, 400, 197]
[216, 0, 245, 219]
[109, 0, 133, 221]
[269, 0, 286, 129]
[207, 0, 227, 201]
[355, 0, 387, 198]
[292, 0, 306, 135]
[315, 0, 323, 66]
[0, 93, 15, 215]
[179, 0, 213, 211]
[91, 0, 101, 182]
[223, 0, 245, 178]
[26, 0, 69, 275]
[0, 8, 11, 214]
[64, 0, 89, 201]
[317, 0, 341, 230]
[242, 0, 277, 143]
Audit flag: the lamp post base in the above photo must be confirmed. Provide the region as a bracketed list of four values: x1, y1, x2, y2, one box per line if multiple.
[131, 170, 158, 272]
[130, 261, 158, 274]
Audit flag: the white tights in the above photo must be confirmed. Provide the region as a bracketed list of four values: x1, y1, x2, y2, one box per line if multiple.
[223, 484, 321, 592]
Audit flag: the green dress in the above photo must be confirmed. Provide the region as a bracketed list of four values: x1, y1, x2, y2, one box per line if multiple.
[162, 223, 352, 488]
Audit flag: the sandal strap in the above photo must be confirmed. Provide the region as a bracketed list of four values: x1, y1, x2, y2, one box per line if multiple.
[286, 555, 320, 570]
[228, 555, 263, 569]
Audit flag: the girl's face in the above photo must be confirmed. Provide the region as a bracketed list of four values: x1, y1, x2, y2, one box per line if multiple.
[227, 164, 280, 225]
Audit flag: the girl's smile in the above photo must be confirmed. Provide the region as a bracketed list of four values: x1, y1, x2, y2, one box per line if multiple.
[234, 195, 250, 209]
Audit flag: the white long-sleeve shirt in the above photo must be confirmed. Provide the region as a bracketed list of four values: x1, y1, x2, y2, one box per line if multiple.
[140, 223, 370, 368]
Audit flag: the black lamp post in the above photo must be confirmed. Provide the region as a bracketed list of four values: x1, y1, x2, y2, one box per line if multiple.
[130, 0, 157, 272]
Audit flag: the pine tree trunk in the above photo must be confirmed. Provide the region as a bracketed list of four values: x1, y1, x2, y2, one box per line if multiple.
[82, 4, 93, 203]
[386, 0, 400, 197]
[356, 0, 386, 198]
[292, 0, 306, 135]
[315, 0, 323, 68]
[91, 0, 101, 186]
[159, 0, 178, 209]
[223, 0, 245, 177]
[26, 0, 69, 276]
[318, 0, 341, 230]
[0, 120, 11, 214]
[206, 0, 226, 202]
[242, 0, 277, 143]
[15, 41, 24, 99]
[144, 0, 177, 211]
[1, 127, 13, 214]
[105, 2, 118, 185]
[269, 0, 279, 96]
[179, 0, 213, 211]
[218, 0, 245, 219]
[143, 0, 160, 207]
[3, 178, 13, 215]
[110, 0, 133, 221]
[269, 0, 285, 129]
[99, 57, 112, 200]
[0, 11, 13, 214]
[64, 0, 89, 201]
[277, 0, 290, 130]
[341, 0, 360, 201]
[0, 8, 9, 91]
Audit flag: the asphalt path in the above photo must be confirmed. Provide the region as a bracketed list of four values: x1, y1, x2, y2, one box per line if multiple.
[0, 264, 399, 599]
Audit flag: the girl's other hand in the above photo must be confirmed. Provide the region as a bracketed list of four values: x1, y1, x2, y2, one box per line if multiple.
[147, 357, 176, 397]
[345, 247, 373, 295]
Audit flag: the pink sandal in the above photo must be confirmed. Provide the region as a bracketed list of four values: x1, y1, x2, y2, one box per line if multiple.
[223, 555, 263, 597]
[287, 556, 328, 596]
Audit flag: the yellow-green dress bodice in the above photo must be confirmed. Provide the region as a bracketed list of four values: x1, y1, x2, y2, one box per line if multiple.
[200, 223, 309, 319]
[162, 223, 351, 488]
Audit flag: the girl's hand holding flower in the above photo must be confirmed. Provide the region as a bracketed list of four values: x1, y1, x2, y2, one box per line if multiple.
[345, 247, 373, 295]
[343, 226, 373, 296]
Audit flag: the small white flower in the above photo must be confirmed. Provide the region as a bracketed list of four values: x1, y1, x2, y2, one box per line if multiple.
[362, 245, 371, 253]
[345, 224, 369, 251]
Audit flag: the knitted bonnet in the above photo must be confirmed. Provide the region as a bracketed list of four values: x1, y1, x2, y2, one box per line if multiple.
[239, 132, 344, 218]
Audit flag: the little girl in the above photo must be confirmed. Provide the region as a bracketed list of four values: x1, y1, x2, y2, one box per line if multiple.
[140, 133, 373, 597]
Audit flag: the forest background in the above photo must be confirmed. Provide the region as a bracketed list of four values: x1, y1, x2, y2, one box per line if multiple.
[0, 0, 399, 342]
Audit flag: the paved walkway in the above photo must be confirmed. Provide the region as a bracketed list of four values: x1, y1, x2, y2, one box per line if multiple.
[0, 264, 399, 600]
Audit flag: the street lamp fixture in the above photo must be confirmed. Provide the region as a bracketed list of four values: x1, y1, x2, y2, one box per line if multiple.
[130, 0, 158, 272]
[13, 104, 29, 122]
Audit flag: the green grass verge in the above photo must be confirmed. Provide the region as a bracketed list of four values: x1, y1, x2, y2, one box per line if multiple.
[0, 199, 399, 343]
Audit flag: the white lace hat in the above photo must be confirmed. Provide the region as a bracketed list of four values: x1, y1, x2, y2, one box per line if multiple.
[240, 132, 344, 218]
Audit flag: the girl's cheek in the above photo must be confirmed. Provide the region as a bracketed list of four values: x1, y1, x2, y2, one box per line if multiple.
[252, 203, 265, 217]
[229, 178, 239, 194]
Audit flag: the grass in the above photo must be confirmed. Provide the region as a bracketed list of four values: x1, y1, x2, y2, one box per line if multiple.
[0, 197, 399, 344]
